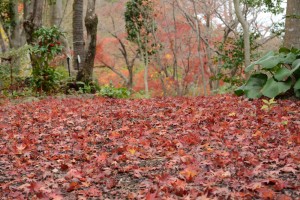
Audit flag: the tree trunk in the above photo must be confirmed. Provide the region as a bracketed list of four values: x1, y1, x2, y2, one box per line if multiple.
[0, 27, 7, 53]
[128, 66, 134, 89]
[23, 0, 45, 71]
[51, 0, 63, 26]
[76, 0, 98, 83]
[284, 0, 300, 49]
[9, 1, 25, 49]
[51, 0, 72, 71]
[233, 0, 251, 71]
[72, 0, 85, 70]
[23, 0, 45, 45]
[144, 50, 149, 97]
[192, 1, 207, 96]
[205, 13, 216, 91]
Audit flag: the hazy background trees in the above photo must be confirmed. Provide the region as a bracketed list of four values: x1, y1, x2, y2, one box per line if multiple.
[0, 0, 299, 97]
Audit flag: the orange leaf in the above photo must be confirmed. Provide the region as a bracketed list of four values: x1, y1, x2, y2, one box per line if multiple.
[109, 131, 122, 139]
[180, 168, 197, 182]
[96, 152, 108, 165]
[256, 187, 275, 200]
[67, 181, 79, 192]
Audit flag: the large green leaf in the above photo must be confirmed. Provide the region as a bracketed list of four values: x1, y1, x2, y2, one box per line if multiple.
[261, 78, 292, 98]
[245, 63, 256, 73]
[294, 79, 300, 89]
[274, 59, 300, 81]
[293, 67, 300, 79]
[274, 68, 292, 81]
[243, 73, 268, 99]
[282, 52, 297, 64]
[290, 47, 300, 54]
[294, 79, 300, 98]
[258, 56, 282, 69]
[234, 85, 245, 96]
[292, 59, 300, 69]
[279, 47, 290, 54]
[246, 51, 275, 72]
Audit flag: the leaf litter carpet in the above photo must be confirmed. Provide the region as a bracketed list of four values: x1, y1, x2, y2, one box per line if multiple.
[0, 95, 299, 199]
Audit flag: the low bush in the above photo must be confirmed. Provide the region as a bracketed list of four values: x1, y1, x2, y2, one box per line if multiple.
[31, 26, 64, 93]
[98, 85, 130, 98]
[235, 47, 300, 99]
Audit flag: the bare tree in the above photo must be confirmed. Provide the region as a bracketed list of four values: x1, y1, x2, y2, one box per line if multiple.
[233, 0, 250, 71]
[176, 0, 207, 96]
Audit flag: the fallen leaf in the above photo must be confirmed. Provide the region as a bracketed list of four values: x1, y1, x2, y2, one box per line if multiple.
[85, 186, 102, 197]
[106, 178, 117, 189]
[256, 187, 275, 200]
[67, 181, 79, 192]
[279, 166, 297, 174]
[180, 167, 197, 182]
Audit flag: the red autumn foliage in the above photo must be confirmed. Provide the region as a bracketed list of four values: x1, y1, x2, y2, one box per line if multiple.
[0, 95, 299, 199]
[95, 37, 119, 67]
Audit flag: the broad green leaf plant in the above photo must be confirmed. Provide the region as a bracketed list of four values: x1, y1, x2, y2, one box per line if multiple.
[235, 47, 300, 98]
[31, 26, 64, 93]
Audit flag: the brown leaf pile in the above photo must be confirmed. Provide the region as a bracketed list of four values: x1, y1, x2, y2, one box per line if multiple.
[0, 95, 299, 199]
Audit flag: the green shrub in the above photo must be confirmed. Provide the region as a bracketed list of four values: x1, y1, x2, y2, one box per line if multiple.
[0, 63, 11, 90]
[2, 87, 35, 98]
[235, 47, 300, 98]
[98, 85, 130, 98]
[0, 45, 31, 90]
[131, 90, 151, 99]
[29, 67, 63, 93]
[31, 26, 64, 93]
[55, 66, 69, 80]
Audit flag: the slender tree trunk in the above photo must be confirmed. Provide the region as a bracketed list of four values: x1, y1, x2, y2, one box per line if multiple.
[51, 0, 72, 71]
[76, 0, 98, 83]
[205, 13, 216, 91]
[192, 0, 207, 96]
[72, 0, 85, 70]
[128, 66, 134, 89]
[134, 21, 149, 97]
[228, 0, 233, 21]
[0, 31, 7, 53]
[233, 0, 251, 72]
[171, 1, 179, 94]
[284, 0, 300, 49]
[144, 50, 149, 97]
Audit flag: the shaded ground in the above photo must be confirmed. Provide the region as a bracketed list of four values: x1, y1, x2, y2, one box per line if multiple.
[0, 95, 299, 199]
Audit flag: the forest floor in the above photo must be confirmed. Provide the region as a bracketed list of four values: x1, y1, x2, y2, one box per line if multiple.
[0, 95, 299, 199]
